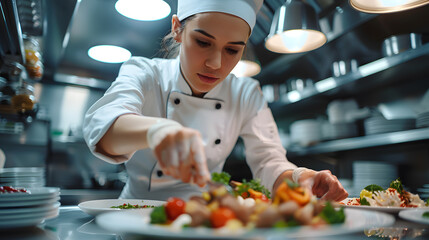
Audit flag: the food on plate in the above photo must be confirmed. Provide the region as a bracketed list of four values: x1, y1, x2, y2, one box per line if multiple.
[111, 203, 156, 209]
[343, 179, 429, 208]
[149, 176, 345, 231]
[0, 186, 29, 194]
[423, 212, 429, 218]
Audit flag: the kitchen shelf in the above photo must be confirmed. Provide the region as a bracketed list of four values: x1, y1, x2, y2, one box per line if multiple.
[286, 127, 429, 157]
[270, 42, 429, 109]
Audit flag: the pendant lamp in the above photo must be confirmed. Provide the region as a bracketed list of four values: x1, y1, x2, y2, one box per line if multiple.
[265, 0, 326, 54]
[231, 44, 261, 77]
[349, 0, 429, 14]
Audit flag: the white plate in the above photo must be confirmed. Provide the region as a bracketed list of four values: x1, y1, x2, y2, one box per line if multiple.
[0, 201, 60, 215]
[0, 187, 59, 201]
[0, 196, 60, 207]
[340, 198, 429, 213]
[399, 209, 429, 225]
[78, 199, 166, 216]
[0, 207, 59, 220]
[96, 208, 394, 239]
[0, 207, 59, 229]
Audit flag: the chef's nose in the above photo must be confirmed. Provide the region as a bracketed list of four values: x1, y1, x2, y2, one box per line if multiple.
[205, 50, 221, 70]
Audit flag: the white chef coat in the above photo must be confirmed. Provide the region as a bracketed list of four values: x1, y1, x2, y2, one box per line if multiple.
[83, 56, 297, 200]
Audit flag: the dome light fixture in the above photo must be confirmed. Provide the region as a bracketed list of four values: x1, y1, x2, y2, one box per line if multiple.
[265, 0, 326, 54]
[349, 0, 429, 14]
[115, 0, 171, 21]
[88, 45, 131, 63]
[231, 44, 261, 77]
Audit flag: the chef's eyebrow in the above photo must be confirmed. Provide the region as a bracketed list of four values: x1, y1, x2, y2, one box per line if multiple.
[193, 29, 246, 46]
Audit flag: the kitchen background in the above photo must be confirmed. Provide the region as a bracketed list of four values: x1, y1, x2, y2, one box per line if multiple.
[1, 0, 429, 204]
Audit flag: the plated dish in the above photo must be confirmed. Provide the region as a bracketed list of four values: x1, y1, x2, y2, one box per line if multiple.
[78, 199, 166, 216]
[96, 208, 394, 239]
[340, 198, 429, 213]
[399, 209, 429, 225]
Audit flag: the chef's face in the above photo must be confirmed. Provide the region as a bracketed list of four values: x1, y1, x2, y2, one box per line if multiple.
[173, 12, 250, 97]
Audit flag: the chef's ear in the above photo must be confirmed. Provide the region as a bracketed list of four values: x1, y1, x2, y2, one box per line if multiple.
[171, 15, 182, 43]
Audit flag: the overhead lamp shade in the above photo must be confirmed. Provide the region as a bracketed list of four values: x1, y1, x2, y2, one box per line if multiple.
[265, 0, 327, 54]
[231, 44, 261, 77]
[349, 0, 429, 14]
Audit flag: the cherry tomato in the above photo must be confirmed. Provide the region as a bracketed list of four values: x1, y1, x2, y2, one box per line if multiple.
[210, 207, 236, 228]
[165, 197, 186, 221]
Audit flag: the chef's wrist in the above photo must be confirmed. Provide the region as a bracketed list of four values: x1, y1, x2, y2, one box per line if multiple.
[292, 167, 309, 183]
[146, 119, 183, 149]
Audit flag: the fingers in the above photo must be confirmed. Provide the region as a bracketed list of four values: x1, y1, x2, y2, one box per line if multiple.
[153, 128, 209, 186]
[311, 170, 349, 202]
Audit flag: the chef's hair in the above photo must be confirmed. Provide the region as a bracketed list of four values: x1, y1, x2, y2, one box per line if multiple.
[160, 15, 196, 59]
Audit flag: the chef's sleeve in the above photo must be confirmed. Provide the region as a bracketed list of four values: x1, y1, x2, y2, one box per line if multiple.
[83, 57, 156, 163]
[239, 80, 297, 192]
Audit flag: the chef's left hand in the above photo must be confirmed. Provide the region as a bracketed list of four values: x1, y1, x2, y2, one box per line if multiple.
[295, 169, 348, 202]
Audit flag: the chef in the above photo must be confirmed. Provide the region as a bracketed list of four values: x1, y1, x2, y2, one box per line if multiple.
[83, 0, 348, 201]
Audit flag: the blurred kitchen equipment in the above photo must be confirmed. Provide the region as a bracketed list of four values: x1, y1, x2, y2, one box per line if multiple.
[287, 78, 314, 92]
[23, 36, 44, 81]
[332, 59, 358, 77]
[290, 119, 322, 146]
[377, 100, 418, 120]
[0, 149, 5, 168]
[382, 33, 422, 57]
[322, 121, 359, 140]
[261, 84, 279, 103]
[327, 99, 370, 124]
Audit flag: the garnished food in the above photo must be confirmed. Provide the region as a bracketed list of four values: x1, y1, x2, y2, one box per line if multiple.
[111, 203, 156, 209]
[0, 186, 28, 194]
[211, 172, 231, 186]
[149, 178, 345, 231]
[423, 212, 429, 218]
[343, 178, 428, 208]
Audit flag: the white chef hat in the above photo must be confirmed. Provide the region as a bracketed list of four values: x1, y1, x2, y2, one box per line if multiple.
[177, 0, 263, 32]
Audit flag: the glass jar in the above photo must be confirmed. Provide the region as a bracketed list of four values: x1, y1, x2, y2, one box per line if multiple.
[23, 36, 44, 81]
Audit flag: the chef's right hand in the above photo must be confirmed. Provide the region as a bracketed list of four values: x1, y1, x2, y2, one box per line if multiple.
[146, 119, 210, 187]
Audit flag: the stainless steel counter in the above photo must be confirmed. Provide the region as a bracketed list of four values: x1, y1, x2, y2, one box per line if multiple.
[1, 206, 428, 240]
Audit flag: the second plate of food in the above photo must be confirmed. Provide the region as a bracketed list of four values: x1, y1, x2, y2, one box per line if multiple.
[78, 199, 166, 216]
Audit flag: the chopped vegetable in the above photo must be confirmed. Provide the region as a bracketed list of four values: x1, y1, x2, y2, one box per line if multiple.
[111, 203, 155, 209]
[273, 180, 310, 206]
[150, 206, 167, 224]
[285, 179, 299, 189]
[423, 212, 429, 218]
[389, 178, 403, 193]
[364, 184, 384, 192]
[211, 172, 231, 185]
[235, 179, 271, 199]
[318, 202, 345, 224]
[210, 207, 237, 228]
[165, 197, 186, 221]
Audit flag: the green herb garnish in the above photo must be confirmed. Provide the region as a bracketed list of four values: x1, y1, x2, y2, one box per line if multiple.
[111, 203, 155, 209]
[364, 184, 384, 193]
[236, 179, 271, 199]
[360, 197, 370, 206]
[422, 212, 429, 218]
[318, 202, 345, 224]
[211, 172, 231, 185]
[389, 178, 403, 193]
[150, 206, 167, 224]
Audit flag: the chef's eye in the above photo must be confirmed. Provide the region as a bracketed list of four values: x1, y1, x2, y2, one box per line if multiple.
[226, 48, 238, 55]
[196, 39, 210, 47]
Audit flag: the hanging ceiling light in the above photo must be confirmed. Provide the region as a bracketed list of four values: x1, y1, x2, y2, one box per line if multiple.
[265, 0, 326, 54]
[88, 45, 131, 63]
[231, 44, 261, 77]
[115, 0, 171, 21]
[349, 0, 429, 14]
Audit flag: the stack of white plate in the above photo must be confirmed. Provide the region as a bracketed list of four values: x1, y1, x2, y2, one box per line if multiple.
[416, 111, 429, 128]
[0, 187, 60, 229]
[364, 117, 416, 135]
[0, 167, 46, 188]
[353, 161, 398, 195]
[290, 119, 322, 147]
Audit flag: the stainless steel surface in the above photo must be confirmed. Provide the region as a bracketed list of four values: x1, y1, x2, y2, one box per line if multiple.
[0, 0, 26, 65]
[0, 206, 428, 239]
[286, 127, 429, 157]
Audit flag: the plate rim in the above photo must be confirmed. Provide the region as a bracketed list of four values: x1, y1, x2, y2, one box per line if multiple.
[78, 199, 166, 216]
[398, 208, 429, 225]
